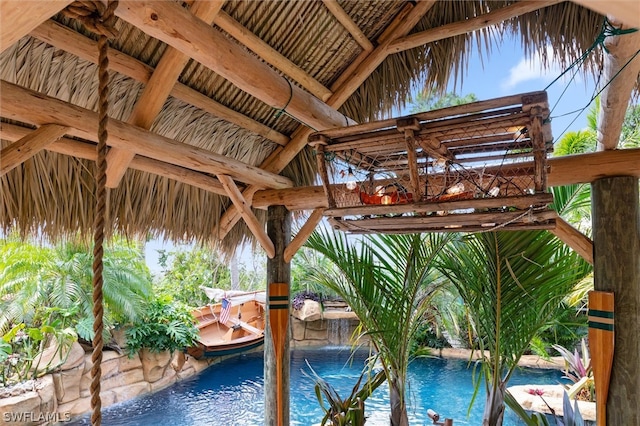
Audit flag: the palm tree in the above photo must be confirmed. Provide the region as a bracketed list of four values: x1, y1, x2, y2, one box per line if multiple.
[305, 228, 450, 426]
[0, 236, 152, 340]
[435, 231, 591, 426]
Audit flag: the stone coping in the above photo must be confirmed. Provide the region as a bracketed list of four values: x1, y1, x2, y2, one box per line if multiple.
[432, 348, 565, 370]
[507, 384, 596, 422]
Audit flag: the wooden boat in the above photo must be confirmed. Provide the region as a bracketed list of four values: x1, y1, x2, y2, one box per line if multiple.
[187, 290, 266, 359]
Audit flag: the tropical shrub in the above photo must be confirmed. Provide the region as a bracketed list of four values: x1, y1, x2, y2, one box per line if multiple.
[307, 358, 386, 426]
[1, 323, 76, 386]
[125, 296, 198, 356]
[553, 339, 594, 402]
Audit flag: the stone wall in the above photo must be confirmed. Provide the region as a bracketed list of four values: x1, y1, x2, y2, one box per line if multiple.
[0, 342, 217, 426]
[291, 299, 367, 347]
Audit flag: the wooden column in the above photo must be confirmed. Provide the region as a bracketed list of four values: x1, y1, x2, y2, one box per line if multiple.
[265, 205, 291, 426]
[592, 176, 640, 425]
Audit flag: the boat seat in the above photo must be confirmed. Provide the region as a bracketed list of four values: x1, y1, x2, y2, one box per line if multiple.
[196, 317, 218, 329]
[229, 318, 263, 336]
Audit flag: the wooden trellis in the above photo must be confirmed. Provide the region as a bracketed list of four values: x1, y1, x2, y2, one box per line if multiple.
[309, 91, 556, 234]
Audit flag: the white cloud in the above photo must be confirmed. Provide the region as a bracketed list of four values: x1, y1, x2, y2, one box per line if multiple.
[501, 45, 563, 91]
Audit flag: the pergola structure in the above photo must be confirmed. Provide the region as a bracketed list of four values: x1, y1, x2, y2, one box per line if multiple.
[1, 1, 639, 425]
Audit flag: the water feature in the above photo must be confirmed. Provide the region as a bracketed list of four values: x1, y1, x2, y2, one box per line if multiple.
[67, 347, 566, 425]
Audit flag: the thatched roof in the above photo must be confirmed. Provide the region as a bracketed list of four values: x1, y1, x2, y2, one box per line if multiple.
[0, 0, 638, 255]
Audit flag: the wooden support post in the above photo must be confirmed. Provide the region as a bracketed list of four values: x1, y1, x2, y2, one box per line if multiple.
[592, 176, 640, 425]
[309, 136, 336, 209]
[265, 205, 291, 426]
[530, 106, 547, 193]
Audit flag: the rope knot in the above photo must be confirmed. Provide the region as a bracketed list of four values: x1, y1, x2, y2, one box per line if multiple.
[63, 0, 119, 39]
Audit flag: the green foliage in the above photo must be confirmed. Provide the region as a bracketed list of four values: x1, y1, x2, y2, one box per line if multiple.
[291, 247, 340, 298]
[125, 296, 199, 356]
[0, 235, 152, 341]
[305, 229, 451, 425]
[534, 304, 587, 357]
[307, 358, 386, 426]
[1, 323, 76, 386]
[408, 92, 478, 114]
[505, 390, 586, 426]
[154, 247, 264, 307]
[436, 231, 592, 426]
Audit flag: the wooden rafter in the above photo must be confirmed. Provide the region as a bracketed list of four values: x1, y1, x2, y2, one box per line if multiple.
[106, 0, 225, 188]
[551, 217, 594, 264]
[283, 208, 325, 263]
[0, 81, 292, 190]
[387, 0, 563, 54]
[321, 0, 374, 52]
[0, 122, 228, 196]
[115, 0, 353, 130]
[571, 0, 640, 28]
[0, 124, 69, 176]
[215, 11, 332, 101]
[0, 0, 72, 53]
[30, 20, 289, 147]
[217, 1, 437, 238]
[596, 19, 640, 151]
[218, 175, 276, 259]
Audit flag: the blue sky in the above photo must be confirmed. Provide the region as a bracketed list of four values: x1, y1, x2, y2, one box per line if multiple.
[440, 35, 597, 139]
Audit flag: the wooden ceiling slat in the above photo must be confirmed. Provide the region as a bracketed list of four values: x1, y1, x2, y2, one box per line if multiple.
[321, 0, 374, 52]
[387, 0, 563, 54]
[106, 0, 225, 188]
[215, 11, 332, 101]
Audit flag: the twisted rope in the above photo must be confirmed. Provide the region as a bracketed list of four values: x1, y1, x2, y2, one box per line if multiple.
[63, 2, 119, 425]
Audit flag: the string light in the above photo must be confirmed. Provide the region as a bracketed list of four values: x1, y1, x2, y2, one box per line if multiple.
[345, 167, 357, 191]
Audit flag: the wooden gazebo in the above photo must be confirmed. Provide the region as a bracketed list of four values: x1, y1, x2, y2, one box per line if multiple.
[1, 1, 639, 425]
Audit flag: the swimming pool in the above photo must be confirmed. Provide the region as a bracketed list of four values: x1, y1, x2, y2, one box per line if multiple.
[67, 347, 565, 425]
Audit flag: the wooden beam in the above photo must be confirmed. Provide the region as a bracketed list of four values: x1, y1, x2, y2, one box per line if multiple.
[30, 20, 289, 146]
[330, 0, 438, 106]
[0, 81, 292, 190]
[284, 208, 325, 263]
[218, 175, 275, 258]
[321, 0, 374, 52]
[596, 19, 640, 150]
[571, 0, 640, 28]
[388, 0, 563, 54]
[217, 1, 436, 237]
[0, 0, 72, 53]
[215, 11, 332, 101]
[115, 0, 352, 130]
[0, 124, 69, 176]
[548, 148, 640, 186]
[251, 149, 640, 210]
[105, 0, 225, 188]
[0, 122, 230, 195]
[551, 217, 594, 264]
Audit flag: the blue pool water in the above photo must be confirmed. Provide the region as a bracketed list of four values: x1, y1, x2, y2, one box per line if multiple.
[68, 347, 565, 425]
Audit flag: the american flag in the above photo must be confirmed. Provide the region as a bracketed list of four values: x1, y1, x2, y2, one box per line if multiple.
[219, 297, 232, 324]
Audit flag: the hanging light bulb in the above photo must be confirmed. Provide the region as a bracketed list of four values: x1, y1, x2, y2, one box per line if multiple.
[381, 194, 392, 205]
[488, 186, 500, 197]
[345, 167, 357, 191]
[433, 157, 447, 170]
[446, 182, 465, 195]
